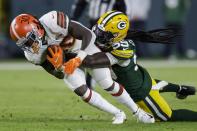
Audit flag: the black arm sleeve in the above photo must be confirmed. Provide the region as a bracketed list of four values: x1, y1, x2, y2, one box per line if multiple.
[113, 0, 126, 14]
[71, 0, 88, 20]
[68, 20, 96, 50]
[41, 60, 64, 79]
[82, 52, 111, 68]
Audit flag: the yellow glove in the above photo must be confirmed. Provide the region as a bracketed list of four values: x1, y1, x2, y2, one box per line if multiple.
[46, 45, 63, 69]
[63, 57, 81, 74]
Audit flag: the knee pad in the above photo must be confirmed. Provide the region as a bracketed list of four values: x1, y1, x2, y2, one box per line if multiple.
[97, 78, 113, 89]
[63, 68, 86, 91]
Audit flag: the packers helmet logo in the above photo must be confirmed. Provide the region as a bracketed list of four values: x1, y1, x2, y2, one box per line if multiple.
[117, 21, 127, 30]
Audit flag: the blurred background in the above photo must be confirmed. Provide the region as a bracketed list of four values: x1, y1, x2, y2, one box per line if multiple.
[0, 0, 197, 60]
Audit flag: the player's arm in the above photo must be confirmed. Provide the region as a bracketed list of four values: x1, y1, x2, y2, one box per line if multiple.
[81, 49, 130, 68]
[41, 60, 64, 79]
[24, 51, 64, 79]
[83, 40, 135, 68]
[42, 45, 65, 79]
[63, 51, 112, 74]
[68, 20, 96, 50]
[82, 52, 111, 68]
[64, 50, 123, 74]
[64, 40, 134, 74]
[64, 49, 125, 74]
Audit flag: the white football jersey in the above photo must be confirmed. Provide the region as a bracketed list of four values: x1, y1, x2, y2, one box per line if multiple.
[64, 38, 100, 56]
[24, 10, 99, 65]
[24, 11, 69, 65]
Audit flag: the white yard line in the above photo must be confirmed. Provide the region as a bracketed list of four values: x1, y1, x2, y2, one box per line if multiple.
[0, 62, 42, 70]
[138, 60, 197, 68]
[0, 60, 196, 70]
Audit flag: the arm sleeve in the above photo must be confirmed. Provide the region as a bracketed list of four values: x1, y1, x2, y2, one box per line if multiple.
[71, 0, 88, 20]
[68, 20, 96, 50]
[41, 60, 64, 79]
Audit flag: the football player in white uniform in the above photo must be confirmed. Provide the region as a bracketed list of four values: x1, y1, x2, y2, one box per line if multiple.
[10, 11, 154, 124]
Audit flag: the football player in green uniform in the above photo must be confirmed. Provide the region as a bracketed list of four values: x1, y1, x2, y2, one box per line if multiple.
[63, 11, 197, 122]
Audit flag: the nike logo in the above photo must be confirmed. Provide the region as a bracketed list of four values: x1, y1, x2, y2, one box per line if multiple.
[55, 56, 59, 63]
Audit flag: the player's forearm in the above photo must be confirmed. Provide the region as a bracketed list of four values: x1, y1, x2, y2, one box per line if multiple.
[52, 70, 65, 79]
[69, 21, 96, 50]
[41, 60, 64, 79]
[82, 52, 111, 68]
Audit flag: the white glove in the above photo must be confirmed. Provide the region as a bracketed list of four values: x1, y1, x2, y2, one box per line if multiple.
[133, 108, 155, 123]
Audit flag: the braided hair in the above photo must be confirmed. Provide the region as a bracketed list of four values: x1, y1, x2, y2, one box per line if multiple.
[126, 28, 181, 44]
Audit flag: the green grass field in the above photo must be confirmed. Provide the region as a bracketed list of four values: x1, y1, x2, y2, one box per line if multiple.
[0, 60, 197, 131]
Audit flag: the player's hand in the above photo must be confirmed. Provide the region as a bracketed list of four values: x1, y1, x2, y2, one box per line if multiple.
[63, 57, 81, 74]
[46, 45, 63, 70]
[133, 108, 155, 123]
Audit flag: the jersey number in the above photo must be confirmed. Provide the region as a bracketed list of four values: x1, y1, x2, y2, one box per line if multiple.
[112, 41, 129, 50]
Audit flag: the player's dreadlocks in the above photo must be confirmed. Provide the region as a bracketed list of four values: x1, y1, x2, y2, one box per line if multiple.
[126, 28, 180, 44]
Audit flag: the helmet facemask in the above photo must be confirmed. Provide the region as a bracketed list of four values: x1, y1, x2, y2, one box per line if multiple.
[95, 11, 130, 49]
[93, 25, 115, 52]
[17, 29, 44, 54]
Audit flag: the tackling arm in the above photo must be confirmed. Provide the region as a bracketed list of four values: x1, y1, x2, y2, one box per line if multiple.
[82, 52, 111, 68]
[63, 51, 113, 74]
[68, 20, 96, 50]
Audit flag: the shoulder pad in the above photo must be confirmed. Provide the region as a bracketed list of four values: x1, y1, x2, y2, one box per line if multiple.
[39, 11, 69, 36]
[111, 40, 135, 60]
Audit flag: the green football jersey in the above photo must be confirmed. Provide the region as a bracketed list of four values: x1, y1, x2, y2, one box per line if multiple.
[109, 39, 152, 102]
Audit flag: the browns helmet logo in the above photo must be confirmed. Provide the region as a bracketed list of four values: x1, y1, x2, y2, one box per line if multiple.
[10, 14, 44, 42]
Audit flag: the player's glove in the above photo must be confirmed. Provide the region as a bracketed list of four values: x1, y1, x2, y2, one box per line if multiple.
[46, 45, 63, 70]
[63, 57, 81, 74]
[133, 108, 155, 123]
[63, 50, 87, 74]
